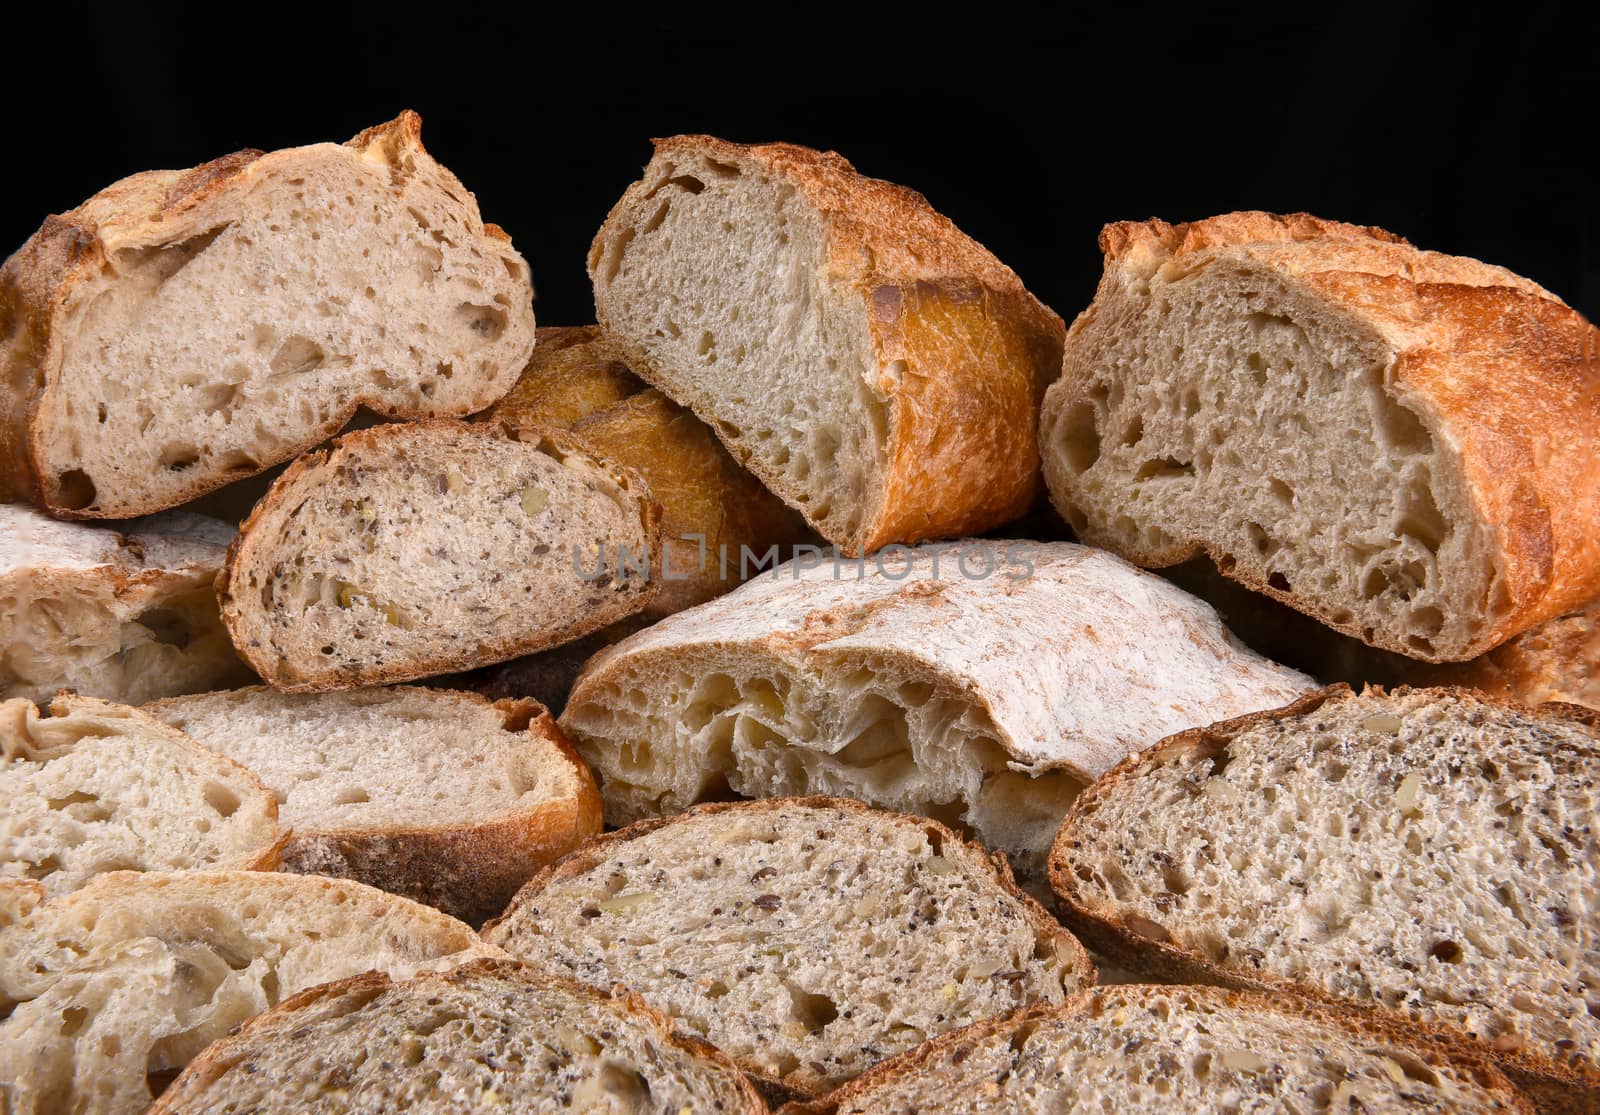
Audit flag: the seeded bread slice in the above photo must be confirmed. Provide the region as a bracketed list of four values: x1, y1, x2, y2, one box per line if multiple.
[485, 797, 1092, 1099]
[149, 958, 766, 1114]
[1049, 685, 1600, 1112]
[218, 418, 661, 691]
[0, 111, 534, 519]
[1, 504, 253, 703]
[1, 694, 280, 895]
[788, 984, 1532, 1114]
[144, 685, 601, 924]
[0, 870, 501, 1115]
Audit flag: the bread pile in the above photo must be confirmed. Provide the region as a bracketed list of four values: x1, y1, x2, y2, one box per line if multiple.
[1, 115, 1594, 1113]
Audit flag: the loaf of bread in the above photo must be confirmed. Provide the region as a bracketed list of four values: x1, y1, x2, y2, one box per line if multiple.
[0, 870, 500, 1115]
[559, 540, 1312, 879]
[149, 958, 766, 1114]
[0, 111, 534, 519]
[1, 504, 253, 703]
[218, 418, 660, 690]
[1049, 685, 1600, 1111]
[791, 984, 1531, 1114]
[487, 797, 1091, 1099]
[484, 325, 814, 614]
[1039, 212, 1600, 662]
[2, 694, 279, 894]
[590, 136, 1065, 555]
[144, 685, 601, 924]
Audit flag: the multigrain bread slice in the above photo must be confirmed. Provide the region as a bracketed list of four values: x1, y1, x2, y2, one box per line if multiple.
[0, 870, 501, 1115]
[1048, 685, 1600, 1112]
[218, 418, 660, 690]
[558, 540, 1312, 880]
[1, 694, 279, 895]
[483, 325, 814, 615]
[1, 504, 253, 703]
[0, 111, 535, 519]
[485, 797, 1093, 1099]
[1039, 212, 1600, 662]
[144, 685, 601, 924]
[590, 136, 1065, 555]
[150, 959, 766, 1114]
[787, 985, 1532, 1115]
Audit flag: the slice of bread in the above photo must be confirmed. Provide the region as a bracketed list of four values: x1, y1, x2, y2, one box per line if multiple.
[589, 136, 1065, 555]
[791, 985, 1532, 1114]
[143, 685, 602, 924]
[218, 418, 661, 691]
[485, 797, 1093, 1099]
[1, 505, 253, 704]
[1039, 212, 1600, 662]
[149, 958, 766, 1114]
[1049, 685, 1600, 1111]
[0, 870, 501, 1115]
[558, 540, 1312, 881]
[1, 694, 280, 895]
[0, 111, 534, 519]
[484, 325, 814, 615]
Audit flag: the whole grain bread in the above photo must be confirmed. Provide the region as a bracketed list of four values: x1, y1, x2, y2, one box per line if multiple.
[149, 958, 766, 1114]
[143, 685, 601, 924]
[486, 797, 1092, 1099]
[590, 136, 1065, 555]
[0, 870, 501, 1115]
[1049, 685, 1600, 1112]
[218, 418, 660, 691]
[1, 694, 280, 895]
[558, 540, 1312, 881]
[1039, 211, 1600, 662]
[0, 111, 534, 519]
[1, 504, 253, 703]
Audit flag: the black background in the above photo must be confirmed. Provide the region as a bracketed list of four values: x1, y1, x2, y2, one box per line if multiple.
[6, 5, 1593, 326]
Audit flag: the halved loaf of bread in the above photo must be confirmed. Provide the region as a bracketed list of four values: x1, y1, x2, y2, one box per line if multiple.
[1, 505, 253, 703]
[150, 958, 766, 1114]
[558, 540, 1312, 880]
[144, 685, 602, 923]
[1039, 212, 1600, 662]
[1049, 685, 1600, 1111]
[0, 870, 500, 1115]
[218, 418, 660, 690]
[484, 325, 814, 615]
[590, 136, 1065, 555]
[486, 797, 1092, 1098]
[0, 111, 534, 519]
[1, 694, 279, 895]
[791, 984, 1531, 1114]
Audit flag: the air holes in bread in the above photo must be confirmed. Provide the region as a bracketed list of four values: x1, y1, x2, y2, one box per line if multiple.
[203, 782, 242, 818]
[1059, 404, 1101, 474]
[455, 303, 507, 341]
[56, 469, 97, 510]
[269, 336, 325, 379]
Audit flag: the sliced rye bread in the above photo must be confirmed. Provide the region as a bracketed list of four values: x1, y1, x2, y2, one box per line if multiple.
[1, 694, 280, 895]
[217, 418, 661, 691]
[149, 958, 766, 1114]
[485, 797, 1093, 1099]
[0, 870, 501, 1115]
[1049, 685, 1600, 1112]
[143, 685, 602, 924]
[0, 111, 534, 519]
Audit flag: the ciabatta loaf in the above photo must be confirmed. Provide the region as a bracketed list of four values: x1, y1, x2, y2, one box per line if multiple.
[0, 870, 500, 1115]
[590, 136, 1064, 555]
[218, 418, 660, 690]
[486, 798, 1091, 1098]
[145, 685, 601, 923]
[1, 505, 252, 703]
[559, 540, 1312, 879]
[0, 111, 534, 518]
[1, 694, 279, 895]
[1049, 685, 1600, 1111]
[1039, 212, 1600, 662]
[150, 959, 766, 1114]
